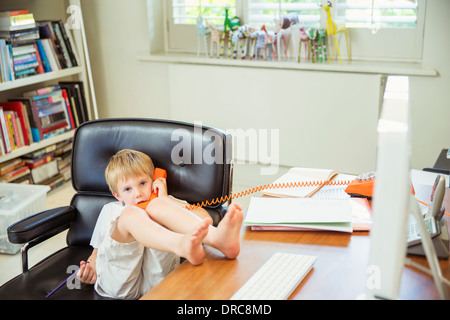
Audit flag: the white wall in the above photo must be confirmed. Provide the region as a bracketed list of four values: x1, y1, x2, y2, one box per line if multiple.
[81, 0, 450, 185]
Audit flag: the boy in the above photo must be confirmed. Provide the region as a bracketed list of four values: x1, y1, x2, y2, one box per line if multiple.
[77, 149, 243, 299]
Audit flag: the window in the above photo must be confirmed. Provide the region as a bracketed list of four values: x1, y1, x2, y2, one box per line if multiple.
[163, 0, 425, 62]
[336, 0, 418, 30]
[247, 0, 321, 27]
[171, 0, 237, 25]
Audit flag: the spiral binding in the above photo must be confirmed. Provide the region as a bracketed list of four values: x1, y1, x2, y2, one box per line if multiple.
[185, 179, 353, 210]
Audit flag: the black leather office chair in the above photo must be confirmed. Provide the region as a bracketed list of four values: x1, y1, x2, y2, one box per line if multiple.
[0, 119, 233, 300]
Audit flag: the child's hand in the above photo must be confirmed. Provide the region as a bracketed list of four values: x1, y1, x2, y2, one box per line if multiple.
[152, 177, 168, 198]
[77, 260, 97, 284]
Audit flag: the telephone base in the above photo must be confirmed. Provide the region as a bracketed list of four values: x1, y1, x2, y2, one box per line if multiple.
[407, 219, 449, 259]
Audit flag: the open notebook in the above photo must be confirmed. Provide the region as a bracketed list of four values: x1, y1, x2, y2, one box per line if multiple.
[262, 167, 354, 199]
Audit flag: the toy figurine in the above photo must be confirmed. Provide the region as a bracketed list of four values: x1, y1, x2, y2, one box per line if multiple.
[220, 7, 241, 58]
[321, 1, 351, 65]
[196, 16, 210, 58]
[261, 25, 275, 61]
[308, 28, 318, 63]
[298, 25, 310, 63]
[274, 13, 299, 61]
[250, 29, 266, 60]
[317, 28, 327, 63]
[205, 20, 223, 58]
[231, 25, 256, 59]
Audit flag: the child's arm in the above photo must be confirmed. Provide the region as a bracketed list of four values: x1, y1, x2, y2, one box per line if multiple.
[77, 248, 97, 284]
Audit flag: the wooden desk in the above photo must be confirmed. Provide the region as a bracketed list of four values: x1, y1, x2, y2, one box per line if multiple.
[141, 189, 450, 300]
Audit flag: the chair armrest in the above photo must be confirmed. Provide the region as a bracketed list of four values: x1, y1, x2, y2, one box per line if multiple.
[8, 206, 76, 244]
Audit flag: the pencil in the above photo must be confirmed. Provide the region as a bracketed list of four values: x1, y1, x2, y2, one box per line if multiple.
[46, 262, 88, 299]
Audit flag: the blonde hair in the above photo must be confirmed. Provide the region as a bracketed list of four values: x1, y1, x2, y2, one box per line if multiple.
[105, 149, 155, 194]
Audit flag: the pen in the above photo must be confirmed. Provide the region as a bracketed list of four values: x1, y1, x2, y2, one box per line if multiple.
[46, 261, 89, 299]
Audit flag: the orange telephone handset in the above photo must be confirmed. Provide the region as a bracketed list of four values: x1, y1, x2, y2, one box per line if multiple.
[344, 174, 375, 199]
[344, 172, 415, 199]
[135, 168, 167, 210]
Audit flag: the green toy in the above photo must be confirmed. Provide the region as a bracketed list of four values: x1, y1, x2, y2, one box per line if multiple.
[220, 6, 241, 58]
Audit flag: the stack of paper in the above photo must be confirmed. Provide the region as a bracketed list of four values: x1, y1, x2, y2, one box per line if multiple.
[245, 197, 354, 233]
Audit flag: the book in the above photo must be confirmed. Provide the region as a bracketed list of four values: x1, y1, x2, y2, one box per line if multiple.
[61, 89, 75, 129]
[244, 197, 354, 233]
[0, 39, 13, 82]
[35, 39, 50, 72]
[41, 172, 64, 190]
[59, 81, 88, 124]
[0, 108, 12, 153]
[38, 38, 60, 71]
[30, 159, 58, 184]
[0, 26, 39, 43]
[57, 20, 77, 67]
[52, 20, 72, 68]
[24, 151, 54, 169]
[0, 158, 24, 176]
[37, 21, 65, 69]
[0, 101, 32, 145]
[8, 97, 41, 143]
[21, 144, 56, 159]
[0, 12, 36, 32]
[5, 110, 19, 149]
[0, 164, 30, 182]
[262, 167, 340, 198]
[22, 85, 71, 139]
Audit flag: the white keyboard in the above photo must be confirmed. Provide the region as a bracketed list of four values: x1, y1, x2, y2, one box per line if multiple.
[230, 252, 317, 300]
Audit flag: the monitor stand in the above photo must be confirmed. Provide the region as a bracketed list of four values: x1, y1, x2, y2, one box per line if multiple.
[408, 195, 449, 300]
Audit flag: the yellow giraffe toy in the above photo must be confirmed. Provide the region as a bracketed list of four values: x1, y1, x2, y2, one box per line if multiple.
[322, 1, 351, 65]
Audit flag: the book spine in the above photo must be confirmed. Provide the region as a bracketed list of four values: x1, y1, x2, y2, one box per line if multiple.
[61, 89, 75, 129]
[52, 21, 72, 68]
[13, 53, 37, 65]
[57, 20, 77, 67]
[0, 108, 11, 153]
[35, 39, 50, 72]
[32, 43, 44, 74]
[5, 112, 18, 149]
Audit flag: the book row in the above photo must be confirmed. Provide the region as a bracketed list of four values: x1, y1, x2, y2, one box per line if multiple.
[0, 81, 88, 155]
[0, 9, 78, 82]
[0, 139, 72, 191]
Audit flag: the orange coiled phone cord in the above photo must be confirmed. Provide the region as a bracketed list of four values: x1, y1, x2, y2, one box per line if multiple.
[185, 179, 353, 211]
[186, 179, 450, 216]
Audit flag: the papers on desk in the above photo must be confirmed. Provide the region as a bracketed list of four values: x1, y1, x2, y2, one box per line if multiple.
[244, 197, 372, 233]
[246, 167, 372, 233]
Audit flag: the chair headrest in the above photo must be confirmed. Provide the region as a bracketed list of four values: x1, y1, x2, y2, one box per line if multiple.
[71, 119, 232, 206]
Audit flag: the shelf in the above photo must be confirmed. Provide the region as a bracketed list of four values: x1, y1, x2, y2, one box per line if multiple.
[0, 130, 74, 164]
[137, 52, 438, 77]
[0, 67, 83, 92]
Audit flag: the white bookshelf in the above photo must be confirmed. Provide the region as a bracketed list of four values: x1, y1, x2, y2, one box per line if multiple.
[0, 130, 74, 163]
[0, 67, 83, 92]
[0, 0, 95, 166]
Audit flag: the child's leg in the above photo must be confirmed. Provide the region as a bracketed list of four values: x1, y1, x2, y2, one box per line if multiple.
[146, 199, 243, 259]
[114, 207, 210, 265]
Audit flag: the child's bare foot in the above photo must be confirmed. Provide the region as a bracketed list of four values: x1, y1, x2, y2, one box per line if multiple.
[208, 203, 243, 259]
[181, 219, 210, 265]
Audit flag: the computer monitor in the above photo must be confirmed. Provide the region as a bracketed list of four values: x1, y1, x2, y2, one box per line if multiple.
[368, 75, 411, 300]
